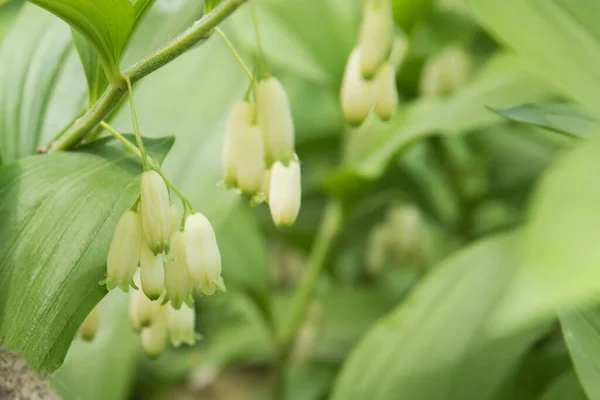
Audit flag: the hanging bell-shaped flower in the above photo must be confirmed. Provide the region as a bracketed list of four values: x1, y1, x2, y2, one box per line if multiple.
[340, 48, 377, 125]
[167, 303, 199, 347]
[375, 62, 399, 121]
[141, 306, 167, 358]
[236, 125, 266, 196]
[269, 158, 301, 228]
[222, 101, 256, 187]
[183, 213, 224, 296]
[106, 209, 143, 292]
[140, 170, 172, 255]
[357, 0, 394, 79]
[256, 77, 295, 164]
[78, 303, 101, 341]
[139, 237, 164, 301]
[129, 286, 160, 331]
[164, 231, 193, 309]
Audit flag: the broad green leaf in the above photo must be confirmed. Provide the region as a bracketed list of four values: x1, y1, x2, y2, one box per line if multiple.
[70, 0, 154, 105]
[470, 0, 600, 116]
[331, 233, 541, 400]
[491, 103, 597, 139]
[490, 134, 600, 334]
[132, 0, 156, 25]
[0, 5, 74, 163]
[539, 370, 587, 400]
[28, 0, 135, 86]
[344, 53, 551, 179]
[52, 292, 141, 400]
[0, 135, 173, 371]
[560, 305, 600, 400]
[0, 0, 24, 45]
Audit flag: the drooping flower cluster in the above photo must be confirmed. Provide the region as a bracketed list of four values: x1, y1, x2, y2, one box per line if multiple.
[340, 0, 407, 125]
[104, 170, 223, 357]
[221, 76, 301, 228]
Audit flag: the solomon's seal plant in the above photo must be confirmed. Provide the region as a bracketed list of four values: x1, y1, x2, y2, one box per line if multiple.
[5, 0, 600, 399]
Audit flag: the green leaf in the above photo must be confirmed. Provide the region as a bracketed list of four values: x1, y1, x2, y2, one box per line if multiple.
[0, 135, 173, 371]
[470, 0, 600, 116]
[28, 0, 135, 86]
[560, 306, 600, 400]
[490, 103, 597, 138]
[490, 134, 600, 334]
[70, 0, 153, 105]
[132, 0, 156, 25]
[52, 292, 141, 400]
[0, 0, 24, 46]
[539, 370, 587, 400]
[344, 53, 551, 179]
[331, 233, 544, 400]
[0, 5, 74, 163]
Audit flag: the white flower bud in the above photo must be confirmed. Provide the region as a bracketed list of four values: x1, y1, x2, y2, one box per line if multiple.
[140, 170, 172, 255]
[256, 77, 295, 163]
[358, 0, 394, 79]
[340, 48, 377, 125]
[106, 210, 142, 292]
[222, 101, 255, 187]
[141, 306, 167, 358]
[79, 303, 100, 341]
[375, 63, 399, 121]
[184, 213, 224, 296]
[420, 46, 472, 98]
[167, 303, 198, 347]
[139, 238, 164, 301]
[236, 125, 266, 196]
[164, 231, 193, 309]
[269, 159, 301, 228]
[261, 168, 272, 203]
[129, 286, 160, 331]
[389, 35, 409, 70]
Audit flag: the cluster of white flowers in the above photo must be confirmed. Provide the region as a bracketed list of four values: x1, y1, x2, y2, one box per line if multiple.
[103, 170, 223, 357]
[340, 0, 407, 126]
[221, 76, 301, 228]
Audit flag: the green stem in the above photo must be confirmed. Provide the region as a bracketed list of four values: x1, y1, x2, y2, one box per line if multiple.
[279, 201, 343, 347]
[215, 27, 254, 82]
[48, 108, 86, 147]
[250, 0, 264, 56]
[124, 76, 149, 169]
[154, 168, 194, 214]
[49, 0, 247, 153]
[273, 201, 343, 399]
[99, 121, 142, 158]
[250, 0, 268, 78]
